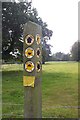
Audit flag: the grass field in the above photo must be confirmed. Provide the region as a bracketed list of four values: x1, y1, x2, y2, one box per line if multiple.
[2, 62, 78, 118]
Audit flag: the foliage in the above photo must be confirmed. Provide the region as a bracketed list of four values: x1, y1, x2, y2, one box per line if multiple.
[54, 52, 64, 61]
[42, 37, 52, 63]
[71, 41, 80, 61]
[2, 2, 53, 62]
[49, 52, 71, 61]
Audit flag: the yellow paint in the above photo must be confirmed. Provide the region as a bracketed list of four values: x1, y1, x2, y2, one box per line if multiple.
[25, 61, 34, 72]
[25, 48, 34, 58]
[36, 62, 41, 72]
[36, 34, 41, 44]
[23, 76, 35, 87]
[25, 34, 34, 45]
[36, 48, 41, 58]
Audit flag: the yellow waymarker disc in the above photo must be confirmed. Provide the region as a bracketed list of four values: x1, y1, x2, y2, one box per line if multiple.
[25, 61, 34, 72]
[36, 48, 41, 58]
[25, 47, 34, 58]
[36, 34, 41, 44]
[36, 61, 41, 72]
[25, 34, 34, 45]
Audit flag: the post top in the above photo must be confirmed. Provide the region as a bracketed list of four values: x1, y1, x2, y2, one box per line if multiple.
[24, 21, 42, 29]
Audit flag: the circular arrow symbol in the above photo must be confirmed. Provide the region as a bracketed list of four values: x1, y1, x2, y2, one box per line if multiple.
[25, 47, 34, 58]
[25, 34, 34, 46]
[36, 34, 41, 45]
[25, 61, 34, 72]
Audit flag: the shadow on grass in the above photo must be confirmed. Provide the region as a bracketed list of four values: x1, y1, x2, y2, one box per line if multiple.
[2, 70, 23, 77]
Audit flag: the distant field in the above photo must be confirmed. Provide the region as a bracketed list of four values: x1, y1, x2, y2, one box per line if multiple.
[2, 62, 78, 118]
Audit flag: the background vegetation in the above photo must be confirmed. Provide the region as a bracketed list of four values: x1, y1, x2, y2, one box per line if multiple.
[2, 2, 53, 64]
[2, 2, 80, 64]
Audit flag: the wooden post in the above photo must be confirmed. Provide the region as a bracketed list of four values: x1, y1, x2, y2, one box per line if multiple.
[23, 21, 42, 118]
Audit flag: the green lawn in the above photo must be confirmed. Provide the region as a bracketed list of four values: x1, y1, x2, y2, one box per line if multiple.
[2, 62, 78, 118]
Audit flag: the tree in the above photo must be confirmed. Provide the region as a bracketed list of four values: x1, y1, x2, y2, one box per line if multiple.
[54, 52, 63, 61]
[71, 41, 80, 61]
[2, 2, 53, 63]
[61, 53, 70, 61]
[42, 36, 52, 63]
[52, 52, 71, 61]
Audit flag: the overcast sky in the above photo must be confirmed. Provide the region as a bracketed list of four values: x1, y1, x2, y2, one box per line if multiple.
[32, 0, 79, 54]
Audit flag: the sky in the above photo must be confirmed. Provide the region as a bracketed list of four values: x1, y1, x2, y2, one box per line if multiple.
[32, 0, 79, 54]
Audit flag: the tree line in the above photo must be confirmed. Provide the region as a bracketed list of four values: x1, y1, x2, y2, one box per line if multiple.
[47, 40, 80, 62]
[2, 2, 53, 63]
[2, 2, 80, 63]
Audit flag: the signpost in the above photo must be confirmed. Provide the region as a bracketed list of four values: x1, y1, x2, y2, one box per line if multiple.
[23, 21, 42, 118]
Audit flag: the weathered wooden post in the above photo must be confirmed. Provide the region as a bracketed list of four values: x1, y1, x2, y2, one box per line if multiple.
[23, 21, 42, 118]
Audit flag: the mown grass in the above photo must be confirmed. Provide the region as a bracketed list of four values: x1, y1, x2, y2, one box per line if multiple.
[2, 62, 78, 118]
